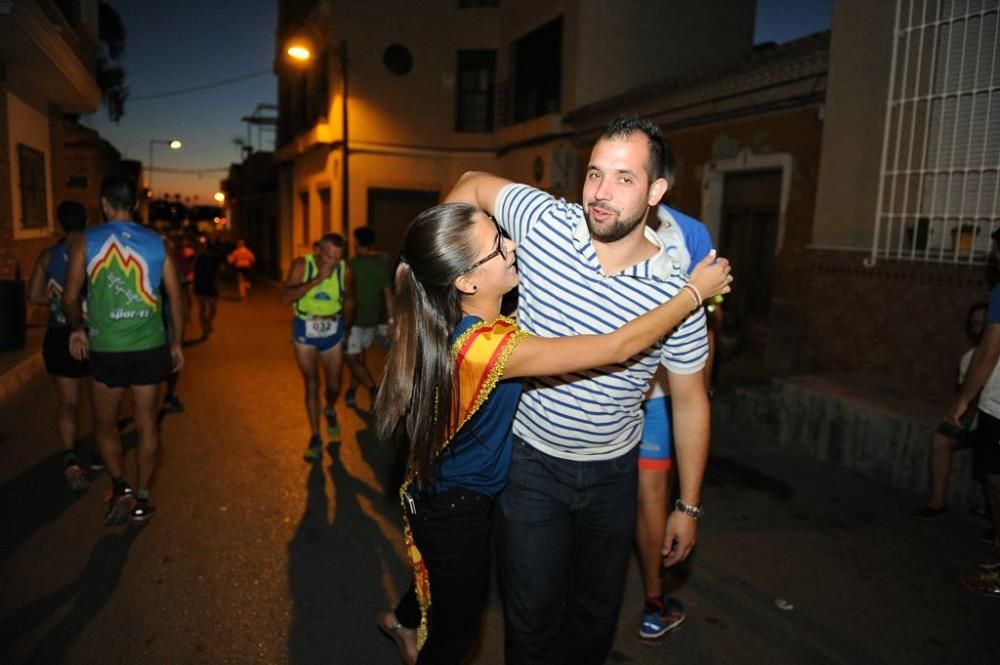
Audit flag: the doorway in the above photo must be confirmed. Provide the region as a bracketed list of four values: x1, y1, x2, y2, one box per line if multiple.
[719, 170, 782, 353]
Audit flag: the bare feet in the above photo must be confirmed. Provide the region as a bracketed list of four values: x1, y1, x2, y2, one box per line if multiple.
[377, 611, 418, 665]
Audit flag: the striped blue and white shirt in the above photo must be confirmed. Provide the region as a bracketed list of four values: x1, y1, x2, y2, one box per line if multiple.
[496, 184, 709, 460]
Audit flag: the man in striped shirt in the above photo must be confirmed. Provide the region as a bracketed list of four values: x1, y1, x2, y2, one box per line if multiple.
[445, 115, 711, 664]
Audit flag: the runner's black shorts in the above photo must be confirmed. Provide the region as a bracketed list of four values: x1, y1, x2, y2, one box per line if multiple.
[42, 326, 89, 378]
[90, 344, 172, 388]
[972, 410, 1000, 476]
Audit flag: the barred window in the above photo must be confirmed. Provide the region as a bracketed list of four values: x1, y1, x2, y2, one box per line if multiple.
[17, 144, 48, 230]
[873, 0, 1000, 264]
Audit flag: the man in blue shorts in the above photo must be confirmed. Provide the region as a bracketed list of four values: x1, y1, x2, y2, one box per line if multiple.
[636, 201, 717, 640]
[446, 115, 716, 664]
[282, 233, 355, 461]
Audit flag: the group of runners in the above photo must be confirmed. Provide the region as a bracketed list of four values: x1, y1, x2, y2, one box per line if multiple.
[30, 176, 257, 525]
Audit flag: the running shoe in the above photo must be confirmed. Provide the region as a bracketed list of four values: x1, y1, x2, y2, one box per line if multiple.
[89, 451, 105, 471]
[162, 394, 185, 413]
[325, 409, 341, 442]
[303, 435, 324, 462]
[64, 455, 89, 492]
[104, 484, 136, 526]
[130, 497, 156, 524]
[345, 389, 357, 407]
[639, 596, 686, 640]
[960, 570, 1000, 598]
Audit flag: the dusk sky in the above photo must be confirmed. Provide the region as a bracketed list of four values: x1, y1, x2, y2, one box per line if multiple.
[80, 0, 833, 203]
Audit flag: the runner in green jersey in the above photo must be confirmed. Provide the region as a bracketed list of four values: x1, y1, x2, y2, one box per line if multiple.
[63, 175, 185, 526]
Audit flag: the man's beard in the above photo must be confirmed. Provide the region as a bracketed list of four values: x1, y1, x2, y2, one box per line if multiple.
[585, 204, 646, 243]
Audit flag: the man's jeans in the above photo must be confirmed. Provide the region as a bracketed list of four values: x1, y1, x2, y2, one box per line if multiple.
[497, 437, 639, 665]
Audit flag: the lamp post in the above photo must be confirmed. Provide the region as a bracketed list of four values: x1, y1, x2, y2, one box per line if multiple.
[147, 138, 182, 197]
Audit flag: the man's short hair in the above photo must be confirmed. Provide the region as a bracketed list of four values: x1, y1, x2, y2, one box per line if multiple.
[100, 175, 138, 211]
[318, 232, 345, 249]
[56, 201, 86, 233]
[354, 226, 375, 248]
[601, 115, 672, 184]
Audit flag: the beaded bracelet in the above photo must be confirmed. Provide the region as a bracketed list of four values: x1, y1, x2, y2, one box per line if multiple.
[681, 284, 700, 312]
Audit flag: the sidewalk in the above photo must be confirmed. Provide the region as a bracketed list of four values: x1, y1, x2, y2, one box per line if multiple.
[0, 325, 45, 407]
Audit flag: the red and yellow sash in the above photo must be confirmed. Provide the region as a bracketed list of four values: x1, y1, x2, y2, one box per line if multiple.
[401, 315, 527, 649]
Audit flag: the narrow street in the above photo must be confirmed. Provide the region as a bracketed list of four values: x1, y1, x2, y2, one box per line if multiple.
[0, 281, 996, 664]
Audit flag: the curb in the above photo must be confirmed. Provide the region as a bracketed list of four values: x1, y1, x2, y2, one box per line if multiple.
[0, 351, 44, 408]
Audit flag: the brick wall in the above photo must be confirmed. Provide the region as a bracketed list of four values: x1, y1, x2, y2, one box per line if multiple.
[802, 249, 987, 403]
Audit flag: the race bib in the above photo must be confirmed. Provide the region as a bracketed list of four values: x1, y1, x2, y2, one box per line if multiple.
[305, 317, 339, 339]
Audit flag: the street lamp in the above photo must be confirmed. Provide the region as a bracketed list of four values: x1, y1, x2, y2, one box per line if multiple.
[287, 44, 311, 61]
[213, 192, 226, 203]
[147, 138, 182, 196]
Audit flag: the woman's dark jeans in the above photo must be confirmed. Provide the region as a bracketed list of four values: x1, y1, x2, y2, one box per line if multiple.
[394, 488, 494, 665]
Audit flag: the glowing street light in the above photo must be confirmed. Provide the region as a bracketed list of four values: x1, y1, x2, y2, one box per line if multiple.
[287, 44, 311, 61]
[148, 138, 183, 197]
[213, 192, 226, 203]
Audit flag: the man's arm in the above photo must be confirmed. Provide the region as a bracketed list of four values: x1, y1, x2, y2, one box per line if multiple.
[28, 249, 51, 306]
[62, 235, 89, 360]
[661, 368, 710, 567]
[444, 171, 513, 212]
[948, 322, 1000, 422]
[341, 264, 355, 329]
[160, 242, 185, 372]
[383, 285, 395, 322]
[281, 258, 327, 304]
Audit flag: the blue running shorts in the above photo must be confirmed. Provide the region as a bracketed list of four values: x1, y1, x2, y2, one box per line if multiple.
[639, 396, 673, 472]
[292, 316, 344, 352]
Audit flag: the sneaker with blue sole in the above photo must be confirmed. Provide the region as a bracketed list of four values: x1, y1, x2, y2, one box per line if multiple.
[639, 596, 686, 641]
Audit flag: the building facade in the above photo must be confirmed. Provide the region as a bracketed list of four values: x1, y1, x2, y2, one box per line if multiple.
[806, 0, 997, 399]
[273, 0, 755, 272]
[0, 0, 102, 280]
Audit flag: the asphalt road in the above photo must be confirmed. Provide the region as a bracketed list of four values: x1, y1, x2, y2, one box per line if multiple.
[0, 282, 996, 664]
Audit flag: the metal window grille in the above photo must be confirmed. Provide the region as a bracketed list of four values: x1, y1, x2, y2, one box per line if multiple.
[17, 144, 47, 230]
[872, 0, 1000, 265]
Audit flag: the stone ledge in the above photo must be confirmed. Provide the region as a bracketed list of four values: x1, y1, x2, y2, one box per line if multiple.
[713, 375, 976, 508]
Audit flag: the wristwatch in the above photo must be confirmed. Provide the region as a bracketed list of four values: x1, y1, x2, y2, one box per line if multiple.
[674, 499, 703, 520]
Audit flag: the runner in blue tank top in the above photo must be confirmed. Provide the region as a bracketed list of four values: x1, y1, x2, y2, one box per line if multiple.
[28, 201, 92, 490]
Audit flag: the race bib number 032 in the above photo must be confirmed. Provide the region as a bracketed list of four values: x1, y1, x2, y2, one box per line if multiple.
[305, 317, 339, 339]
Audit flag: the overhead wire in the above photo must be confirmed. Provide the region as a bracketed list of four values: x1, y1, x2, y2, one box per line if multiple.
[130, 69, 273, 101]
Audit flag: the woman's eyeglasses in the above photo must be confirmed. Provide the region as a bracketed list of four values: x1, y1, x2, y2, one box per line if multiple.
[465, 215, 507, 272]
